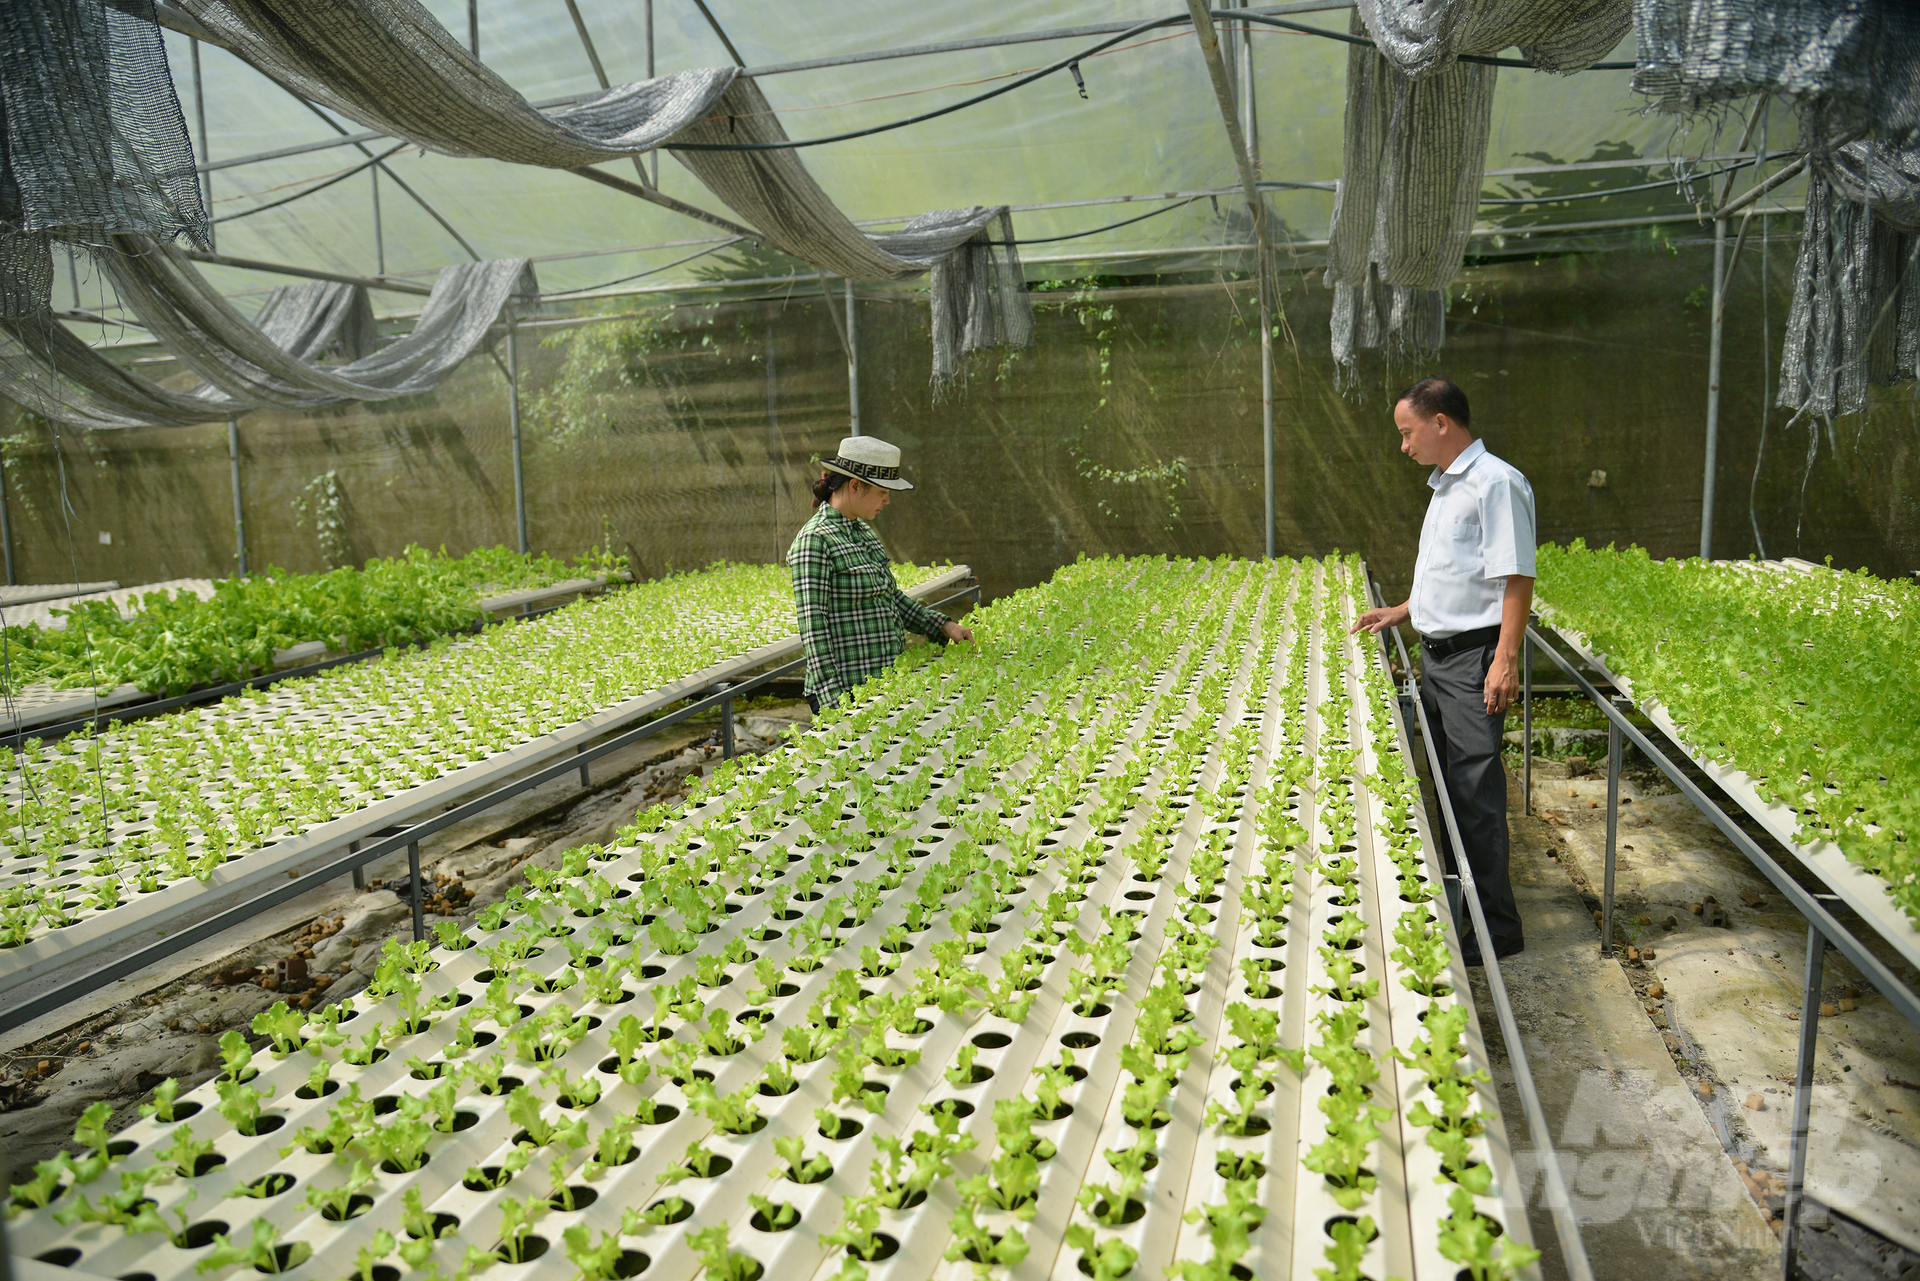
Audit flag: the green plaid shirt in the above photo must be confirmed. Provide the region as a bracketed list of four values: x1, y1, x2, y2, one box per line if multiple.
[786, 505, 947, 707]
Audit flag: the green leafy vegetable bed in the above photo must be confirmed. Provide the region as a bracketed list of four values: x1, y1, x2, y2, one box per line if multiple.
[0, 561, 944, 948]
[1535, 542, 1918, 928]
[4, 556, 1530, 1281]
[0, 545, 622, 697]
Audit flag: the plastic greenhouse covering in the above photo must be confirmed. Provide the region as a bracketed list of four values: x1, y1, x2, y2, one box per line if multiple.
[47, 0, 1803, 322]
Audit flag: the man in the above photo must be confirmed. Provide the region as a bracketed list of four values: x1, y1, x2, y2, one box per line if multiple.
[1352, 377, 1533, 965]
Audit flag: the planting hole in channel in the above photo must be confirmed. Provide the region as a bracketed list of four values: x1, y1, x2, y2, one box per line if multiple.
[1325, 1215, 1382, 1243]
[175, 1220, 230, 1249]
[930, 1099, 975, 1119]
[1090, 1199, 1147, 1225]
[1061, 1031, 1101, 1050]
[36, 1250, 82, 1267]
[647, 1198, 693, 1224]
[322, 1195, 375, 1222]
[548, 1186, 599, 1212]
[239, 1173, 297, 1198]
[971, 1032, 1012, 1049]
[819, 1114, 865, 1141]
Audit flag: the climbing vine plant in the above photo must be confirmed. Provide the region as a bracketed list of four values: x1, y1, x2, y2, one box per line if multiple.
[1034, 278, 1191, 531]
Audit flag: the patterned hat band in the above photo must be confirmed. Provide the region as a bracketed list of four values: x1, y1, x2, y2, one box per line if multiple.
[827, 457, 900, 482]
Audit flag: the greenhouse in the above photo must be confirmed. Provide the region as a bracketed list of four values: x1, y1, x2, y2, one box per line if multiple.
[0, 2, 1916, 1281]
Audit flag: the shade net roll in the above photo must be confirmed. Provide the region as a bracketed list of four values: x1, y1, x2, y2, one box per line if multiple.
[175, 0, 1032, 387]
[0, 0, 208, 316]
[1326, 0, 1630, 376]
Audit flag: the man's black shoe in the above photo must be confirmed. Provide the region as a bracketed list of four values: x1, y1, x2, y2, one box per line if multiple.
[1459, 937, 1524, 968]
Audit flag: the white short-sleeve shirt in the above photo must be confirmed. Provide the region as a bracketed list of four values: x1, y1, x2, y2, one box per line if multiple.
[1409, 437, 1536, 639]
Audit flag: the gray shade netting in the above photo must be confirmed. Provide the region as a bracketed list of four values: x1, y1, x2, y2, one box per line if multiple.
[1633, 0, 1920, 152]
[174, 0, 1031, 388]
[1627, 0, 1920, 418]
[1326, 0, 1630, 376]
[1777, 141, 1920, 418]
[0, 245, 536, 429]
[0, 0, 209, 317]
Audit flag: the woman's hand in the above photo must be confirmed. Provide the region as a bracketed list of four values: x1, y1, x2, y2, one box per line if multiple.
[941, 620, 974, 643]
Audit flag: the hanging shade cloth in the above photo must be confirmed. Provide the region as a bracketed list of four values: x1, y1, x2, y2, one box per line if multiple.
[1325, 0, 1630, 374]
[172, 0, 1031, 386]
[0, 244, 537, 429]
[0, 0, 210, 315]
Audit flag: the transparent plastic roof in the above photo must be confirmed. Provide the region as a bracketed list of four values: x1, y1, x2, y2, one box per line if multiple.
[53, 2, 1801, 320]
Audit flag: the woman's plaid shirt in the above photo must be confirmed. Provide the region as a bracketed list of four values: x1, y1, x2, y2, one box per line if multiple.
[786, 505, 947, 707]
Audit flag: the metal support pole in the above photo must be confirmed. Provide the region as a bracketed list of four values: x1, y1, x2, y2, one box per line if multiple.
[189, 39, 214, 250]
[507, 322, 528, 555]
[576, 744, 589, 788]
[1260, 279, 1274, 559]
[227, 417, 246, 576]
[718, 683, 736, 759]
[846, 280, 861, 436]
[1701, 214, 1727, 560]
[349, 839, 365, 891]
[1602, 699, 1622, 955]
[1521, 630, 1532, 816]
[1701, 94, 1768, 561]
[0, 457, 14, 587]
[467, 0, 479, 58]
[645, 0, 658, 187]
[1781, 922, 1825, 1279]
[407, 841, 425, 942]
[370, 168, 385, 277]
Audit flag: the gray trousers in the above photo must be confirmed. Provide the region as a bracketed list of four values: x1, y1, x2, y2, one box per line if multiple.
[1420, 639, 1525, 949]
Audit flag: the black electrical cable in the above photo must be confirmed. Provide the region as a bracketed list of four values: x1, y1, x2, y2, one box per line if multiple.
[995, 195, 1205, 245]
[670, 10, 1636, 154]
[212, 142, 411, 225]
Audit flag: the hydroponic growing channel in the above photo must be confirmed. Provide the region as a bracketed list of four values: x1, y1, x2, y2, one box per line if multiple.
[1532, 543, 1919, 960]
[0, 562, 958, 1006]
[5, 555, 1540, 1281]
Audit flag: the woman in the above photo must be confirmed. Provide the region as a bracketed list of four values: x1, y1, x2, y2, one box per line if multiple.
[787, 436, 973, 712]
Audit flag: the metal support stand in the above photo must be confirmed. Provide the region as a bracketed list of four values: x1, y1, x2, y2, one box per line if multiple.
[717, 682, 736, 759]
[227, 417, 247, 576]
[576, 744, 590, 788]
[407, 840, 425, 942]
[349, 839, 365, 891]
[371, 168, 385, 277]
[1782, 922, 1825, 1280]
[506, 321, 528, 555]
[846, 279, 861, 436]
[1521, 630, 1532, 816]
[1602, 699, 1623, 955]
[644, 0, 658, 187]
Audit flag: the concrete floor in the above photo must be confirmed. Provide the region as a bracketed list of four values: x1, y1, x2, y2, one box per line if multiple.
[1466, 755, 1920, 1281]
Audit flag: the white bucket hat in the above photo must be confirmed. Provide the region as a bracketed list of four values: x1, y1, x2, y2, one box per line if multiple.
[820, 436, 914, 490]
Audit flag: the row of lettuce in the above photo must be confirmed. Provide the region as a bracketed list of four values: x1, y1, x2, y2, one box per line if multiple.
[1534, 543, 1917, 930]
[0, 544, 625, 697]
[0, 564, 945, 946]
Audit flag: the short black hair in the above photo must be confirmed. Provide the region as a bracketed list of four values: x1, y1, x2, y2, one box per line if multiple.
[1395, 377, 1470, 431]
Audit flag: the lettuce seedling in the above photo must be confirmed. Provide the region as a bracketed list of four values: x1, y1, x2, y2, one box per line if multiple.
[1170, 1177, 1266, 1280]
[686, 1225, 761, 1281]
[251, 1001, 309, 1058]
[945, 1202, 1027, 1275]
[216, 1076, 271, 1136]
[772, 1134, 832, 1184]
[7, 1153, 70, 1214]
[540, 1065, 602, 1109]
[746, 1192, 799, 1231]
[139, 1076, 188, 1123]
[1065, 1226, 1138, 1281]
[1437, 1185, 1540, 1281]
[1318, 1212, 1376, 1281]
[494, 1195, 548, 1264]
[303, 1160, 377, 1220]
[684, 1079, 763, 1135]
[197, 1216, 311, 1275]
[820, 1194, 889, 1266]
[991, 1097, 1057, 1161]
[506, 1086, 587, 1150]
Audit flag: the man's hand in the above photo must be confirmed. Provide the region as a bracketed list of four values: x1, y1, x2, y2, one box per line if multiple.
[1484, 650, 1520, 715]
[1350, 601, 1410, 635]
[941, 620, 974, 643]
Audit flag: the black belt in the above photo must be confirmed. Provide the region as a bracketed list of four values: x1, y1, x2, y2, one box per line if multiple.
[1420, 623, 1502, 659]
